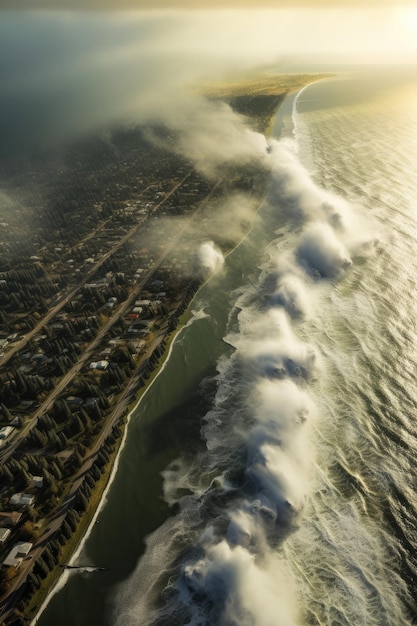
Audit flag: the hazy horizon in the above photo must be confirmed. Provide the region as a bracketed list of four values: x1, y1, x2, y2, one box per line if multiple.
[1, 0, 416, 9]
[0, 6, 416, 161]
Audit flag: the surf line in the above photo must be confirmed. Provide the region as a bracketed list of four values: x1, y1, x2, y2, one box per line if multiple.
[31, 257, 231, 626]
[32, 84, 314, 625]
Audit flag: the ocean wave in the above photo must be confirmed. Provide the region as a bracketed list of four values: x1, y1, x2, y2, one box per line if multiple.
[110, 78, 417, 626]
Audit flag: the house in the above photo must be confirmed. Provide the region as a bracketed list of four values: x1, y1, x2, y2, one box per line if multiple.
[9, 493, 35, 508]
[66, 396, 83, 407]
[89, 360, 109, 371]
[14, 401, 36, 413]
[0, 512, 22, 527]
[84, 397, 99, 409]
[0, 426, 14, 440]
[32, 476, 44, 489]
[3, 542, 33, 568]
[0, 528, 11, 544]
[31, 353, 47, 362]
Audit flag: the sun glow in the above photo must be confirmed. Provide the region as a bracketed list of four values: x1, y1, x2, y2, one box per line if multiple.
[396, 7, 417, 57]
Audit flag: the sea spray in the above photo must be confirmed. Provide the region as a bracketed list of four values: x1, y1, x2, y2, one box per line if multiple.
[35, 78, 417, 626]
[110, 103, 384, 623]
[106, 67, 409, 626]
[113, 259, 318, 624]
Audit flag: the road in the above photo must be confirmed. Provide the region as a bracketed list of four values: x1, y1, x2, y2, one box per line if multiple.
[0, 173, 214, 467]
[0, 173, 191, 370]
[0, 177, 220, 624]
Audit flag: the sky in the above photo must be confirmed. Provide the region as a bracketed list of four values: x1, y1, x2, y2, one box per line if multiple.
[1, 0, 417, 7]
[0, 5, 417, 161]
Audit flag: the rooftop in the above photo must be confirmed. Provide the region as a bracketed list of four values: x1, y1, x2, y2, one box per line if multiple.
[3, 541, 33, 568]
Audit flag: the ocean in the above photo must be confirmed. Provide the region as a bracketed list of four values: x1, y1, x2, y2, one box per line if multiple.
[37, 71, 417, 626]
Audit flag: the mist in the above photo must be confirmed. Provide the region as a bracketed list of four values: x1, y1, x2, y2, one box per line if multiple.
[196, 241, 225, 276]
[1, 6, 407, 626]
[1, 7, 416, 163]
[0, 12, 264, 161]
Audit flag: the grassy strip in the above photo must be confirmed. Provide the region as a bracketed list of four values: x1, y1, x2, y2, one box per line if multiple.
[200, 72, 332, 98]
[23, 430, 124, 622]
[25, 306, 193, 624]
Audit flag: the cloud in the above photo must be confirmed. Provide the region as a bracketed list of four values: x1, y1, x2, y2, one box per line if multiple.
[297, 222, 352, 278]
[1, 8, 416, 163]
[182, 539, 299, 626]
[195, 241, 225, 277]
[0, 0, 415, 8]
[0, 11, 276, 163]
[271, 274, 312, 319]
[173, 100, 268, 177]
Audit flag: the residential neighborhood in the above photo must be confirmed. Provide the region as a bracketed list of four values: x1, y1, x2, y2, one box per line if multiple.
[0, 92, 277, 623]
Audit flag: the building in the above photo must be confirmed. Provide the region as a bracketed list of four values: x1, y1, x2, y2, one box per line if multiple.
[0, 426, 14, 440]
[9, 493, 35, 508]
[0, 512, 22, 527]
[3, 542, 33, 568]
[89, 360, 109, 371]
[32, 476, 44, 489]
[0, 528, 11, 544]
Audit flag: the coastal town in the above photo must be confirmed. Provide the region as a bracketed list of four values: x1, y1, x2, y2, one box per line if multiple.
[0, 74, 319, 625]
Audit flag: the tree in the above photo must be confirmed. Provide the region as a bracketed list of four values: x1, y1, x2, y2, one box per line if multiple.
[16, 467, 32, 490]
[91, 464, 101, 481]
[0, 464, 13, 482]
[70, 447, 83, 471]
[35, 557, 50, 579]
[62, 520, 72, 539]
[26, 506, 38, 522]
[0, 402, 13, 422]
[27, 570, 40, 592]
[58, 431, 68, 449]
[85, 474, 96, 490]
[75, 491, 88, 512]
[0, 566, 16, 595]
[50, 461, 63, 481]
[67, 509, 78, 532]
[43, 546, 56, 569]
[19, 521, 38, 542]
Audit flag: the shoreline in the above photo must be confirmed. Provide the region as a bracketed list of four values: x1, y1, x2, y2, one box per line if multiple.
[30, 188, 265, 623]
[31, 299, 199, 624]
[21, 74, 325, 626]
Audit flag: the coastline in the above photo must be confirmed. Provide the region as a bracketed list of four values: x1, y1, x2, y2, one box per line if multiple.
[31, 306, 194, 624]
[20, 73, 328, 626]
[15, 69, 416, 623]
[29, 187, 266, 624]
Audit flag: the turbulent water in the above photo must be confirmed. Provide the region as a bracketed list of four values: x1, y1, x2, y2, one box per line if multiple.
[38, 73, 417, 626]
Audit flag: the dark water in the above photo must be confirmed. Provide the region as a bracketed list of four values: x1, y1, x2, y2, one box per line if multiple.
[37, 72, 417, 626]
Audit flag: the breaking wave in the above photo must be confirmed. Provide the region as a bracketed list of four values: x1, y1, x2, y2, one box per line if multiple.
[110, 77, 417, 626]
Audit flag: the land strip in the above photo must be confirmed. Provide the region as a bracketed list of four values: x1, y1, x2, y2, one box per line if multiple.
[0, 72, 328, 625]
